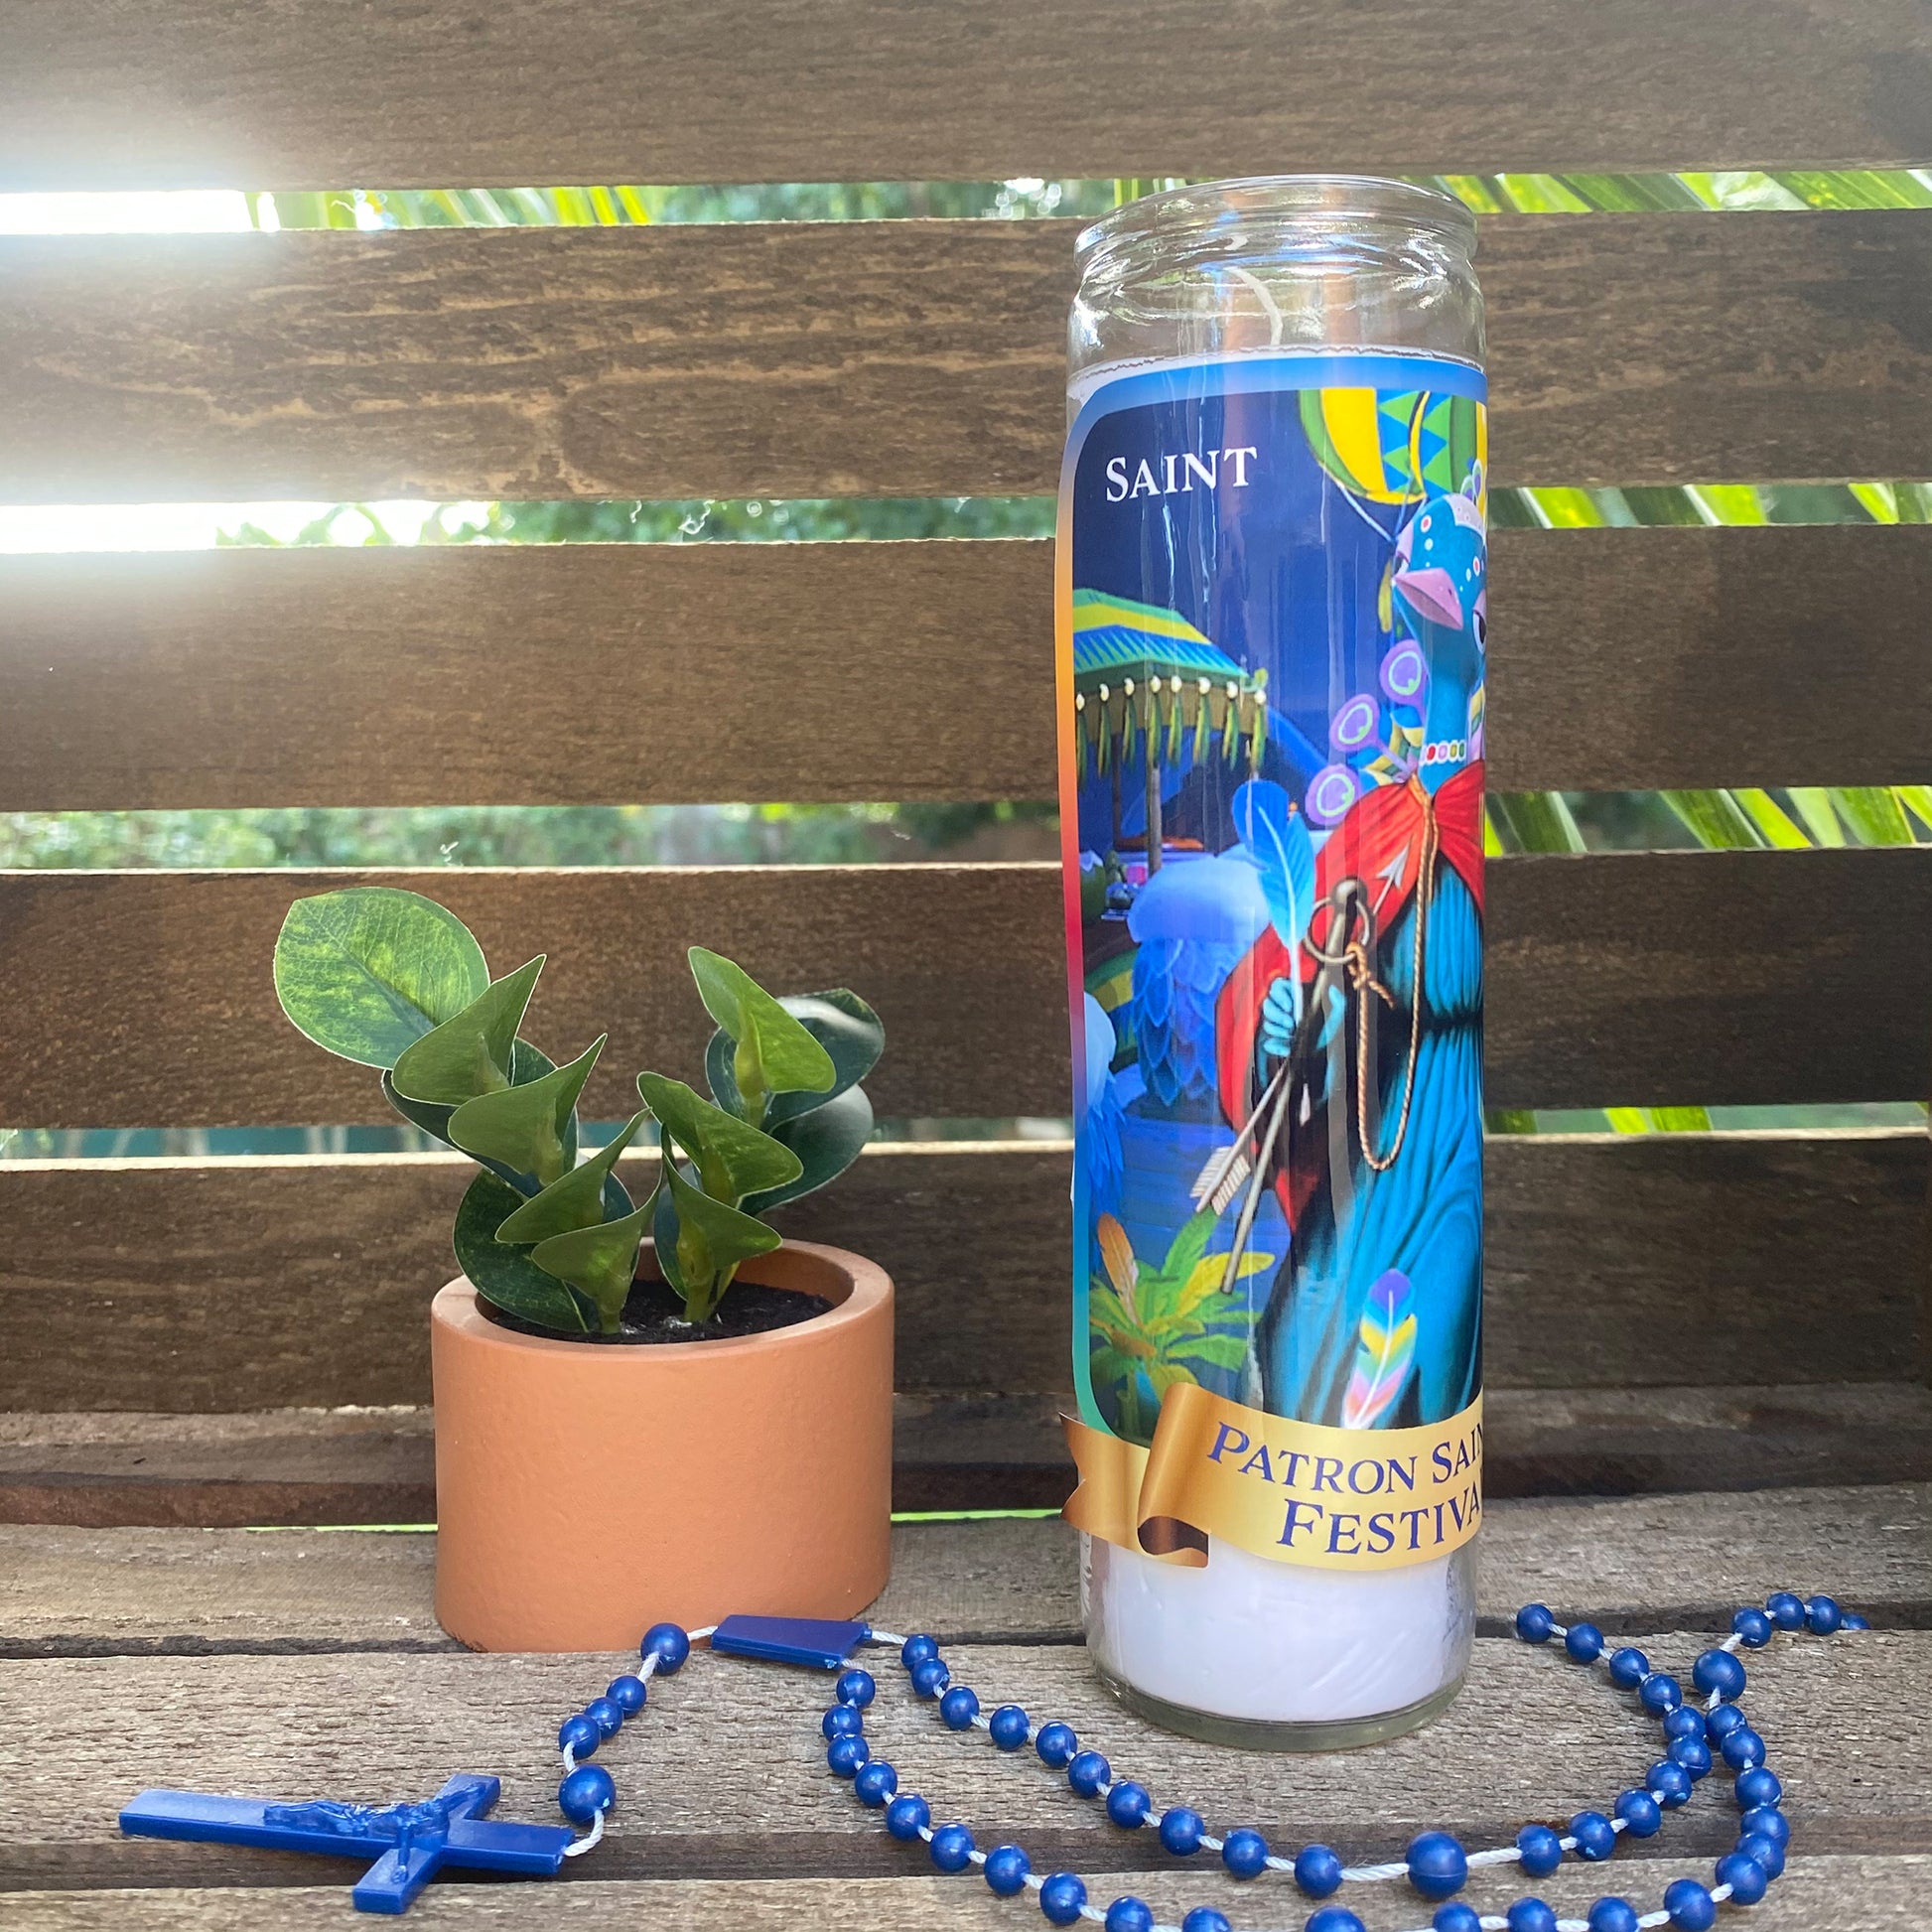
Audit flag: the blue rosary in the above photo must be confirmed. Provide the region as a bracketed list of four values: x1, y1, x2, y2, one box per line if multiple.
[122, 1590, 1866, 1923]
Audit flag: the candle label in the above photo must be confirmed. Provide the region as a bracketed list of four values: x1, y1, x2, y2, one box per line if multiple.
[1057, 354, 1486, 1569]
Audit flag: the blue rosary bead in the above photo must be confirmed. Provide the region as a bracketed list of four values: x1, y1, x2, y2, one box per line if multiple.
[1637, 1672, 1684, 1716]
[1613, 1789, 1661, 1838]
[989, 1704, 1031, 1750]
[1038, 1872, 1087, 1925]
[1606, 1646, 1649, 1689]
[1564, 1621, 1604, 1663]
[836, 1668, 876, 1708]
[1180, 1910, 1231, 1932]
[1806, 1592, 1843, 1635]
[557, 1713, 602, 1757]
[1587, 1898, 1638, 1932]
[900, 1633, 939, 1669]
[1736, 1831, 1786, 1879]
[1507, 1901, 1558, 1932]
[1516, 1824, 1564, 1876]
[1720, 1725, 1765, 1770]
[1434, 1905, 1482, 1932]
[557, 1764, 616, 1823]
[1714, 1851, 1769, 1906]
[1514, 1602, 1555, 1642]
[1647, 1760, 1693, 1807]
[1844, 1611, 1870, 1630]
[1764, 1591, 1806, 1631]
[1220, 1827, 1270, 1879]
[1066, 1749, 1111, 1798]
[640, 1622, 690, 1673]
[607, 1673, 648, 1715]
[1570, 1810, 1616, 1861]
[584, 1696, 623, 1738]
[826, 1733, 870, 1779]
[985, 1845, 1031, 1895]
[853, 1760, 897, 1808]
[1734, 1766, 1782, 1810]
[984, 1845, 1031, 1896]
[1035, 1721, 1078, 1767]
[940, 1686, 981, 1731]
[1668, 1734, 1713, 1780]
[1691, 1648, 1745, 1700]
[910, 1658, 951, 1700]
[886, 1794, 929, 1841]
[1105, 1781, 1151, 1828]
[1295, 1844, 1344, 1895]
[1663, 1878, 1717, 1930]
[1104, 1897, 1154, 1932]
[1661, 1705, 1705, 1742]
[1406, 1830, 1468, 1898]
[1705, 1702, 1746, 1742]
[822, 1705, 864, 1740]
[929, 1822, 975, 1872]
[1160, 1808, 1206, 1857]
[1730, 1606, 1773, 1648]
[1305, 1910, 1366, 1932]
[1739, 1805, 1789, 1848]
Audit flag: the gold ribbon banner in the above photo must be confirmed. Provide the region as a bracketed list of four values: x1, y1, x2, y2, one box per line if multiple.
[1064, 1383, 1483, 1573]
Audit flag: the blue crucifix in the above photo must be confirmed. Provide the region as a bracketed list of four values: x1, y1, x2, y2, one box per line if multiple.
[120, 1772, 575, 1913]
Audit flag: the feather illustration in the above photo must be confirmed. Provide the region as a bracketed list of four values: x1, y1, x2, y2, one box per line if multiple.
[1096, 1213, 1140, 1324]
[1341, 1269, 1417, 1429]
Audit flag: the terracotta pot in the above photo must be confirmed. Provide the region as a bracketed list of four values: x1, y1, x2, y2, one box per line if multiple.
[430, 1239, 893, 1651]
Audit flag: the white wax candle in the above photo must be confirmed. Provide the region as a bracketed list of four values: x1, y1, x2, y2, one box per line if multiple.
[1083, 1532, 1472, 1728]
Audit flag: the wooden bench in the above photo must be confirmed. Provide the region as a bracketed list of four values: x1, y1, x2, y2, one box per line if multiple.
[2, 3, 1929, 1926]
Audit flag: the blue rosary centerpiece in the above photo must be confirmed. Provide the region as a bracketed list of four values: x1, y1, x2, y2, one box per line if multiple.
[120, 1599, 1865, 1922]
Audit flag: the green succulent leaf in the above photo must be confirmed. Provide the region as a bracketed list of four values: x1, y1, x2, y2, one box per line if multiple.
[688, 948, 835, 1122]
[449, 1035, 604, 1193]
[706, 988, 884, 1126]
[741, 1082, 874, 1214]
[637, 1071, 802, 1202]
[382, 1039, 577, 1193]
[274, 887, 487, 1068]
[660, 1162, 783, 1321]
[494, 1110, 646, 1246]
[530, 1198, 656, 1334]
[454, 1170, 593, 1334]
[390, 956, 543, 1105]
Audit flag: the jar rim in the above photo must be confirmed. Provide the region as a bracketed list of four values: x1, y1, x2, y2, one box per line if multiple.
[1076, 176, 1477, 262]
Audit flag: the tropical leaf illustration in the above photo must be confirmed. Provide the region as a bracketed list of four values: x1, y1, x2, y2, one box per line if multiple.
[1340, 1269, 1418, 1429]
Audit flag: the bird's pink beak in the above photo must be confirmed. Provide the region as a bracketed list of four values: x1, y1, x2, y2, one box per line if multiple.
[1393, 566, 1464, 629]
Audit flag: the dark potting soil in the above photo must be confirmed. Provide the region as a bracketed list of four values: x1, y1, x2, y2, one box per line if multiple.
[482, 1275, 833, 1346]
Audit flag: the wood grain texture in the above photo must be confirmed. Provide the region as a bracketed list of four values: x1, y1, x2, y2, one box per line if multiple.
[4, 1487, 1925, 1656]
[0, 1132, 1922, 1412]
[2, 1634, 1927, 1889]
[6, 1865, 1931, 1932]
[4, 1384, 1928, 1526]
[3, 215, 1929, 504]
[1, 852, 1926, 1128]
[4, 526, 1928, 812]
[4, 0, 1929, 187]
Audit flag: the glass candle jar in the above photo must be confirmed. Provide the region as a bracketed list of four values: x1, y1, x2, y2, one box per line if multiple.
[1057, 178, 1485, 1749]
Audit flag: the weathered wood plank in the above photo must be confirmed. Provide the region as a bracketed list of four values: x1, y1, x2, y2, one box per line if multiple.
[2, 1634, 1926, 1890]
[0, 853, 1925, 1128]
[4, 526, 1927, 812]
[5, 1864, 1930, 1932]
[0, 1133, 1921, 1411]
[3, 1385, 1927, 1527]
[3, 215, 1929, 504]
[5, 0, 1928, 188]
[3, 1486, 1924, 1656]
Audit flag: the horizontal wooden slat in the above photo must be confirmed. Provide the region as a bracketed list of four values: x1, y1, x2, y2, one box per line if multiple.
[5, 526, 1928, 811]
[3, 215, 1929, 504]
[2, 1633, 1926, 1891]
[5, 1383, 1928, 1525]
[0, 852, 1925, 1126]
[0, 1133, 1921, 1411]
[5, 0, 1929, 188]
[5, 1486, 1927, 1655]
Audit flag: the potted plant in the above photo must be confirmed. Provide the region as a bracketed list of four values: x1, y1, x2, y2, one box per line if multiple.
[272, 885, 892, 1651]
